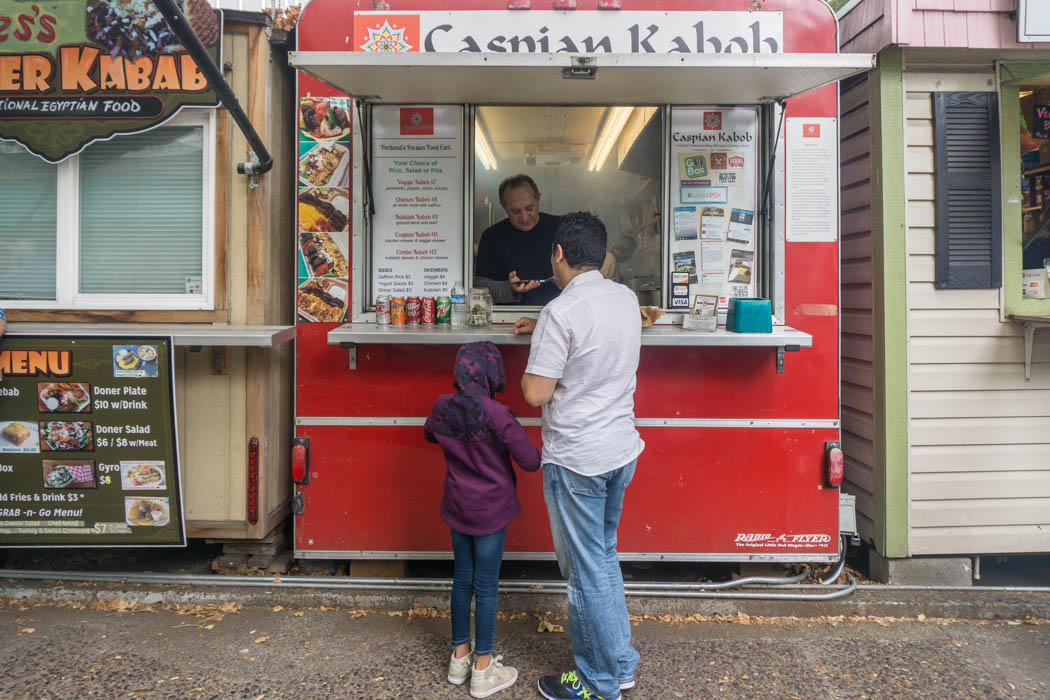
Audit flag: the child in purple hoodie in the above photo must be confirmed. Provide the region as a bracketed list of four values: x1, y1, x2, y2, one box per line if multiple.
[424, 341, 540, 698]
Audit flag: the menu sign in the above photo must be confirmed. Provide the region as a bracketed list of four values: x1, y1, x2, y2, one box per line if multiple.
[370, 104, 464, 302]
[0, 0, 222, 163]
[785, 118, 838, 243]
[0, 336, 184, 546]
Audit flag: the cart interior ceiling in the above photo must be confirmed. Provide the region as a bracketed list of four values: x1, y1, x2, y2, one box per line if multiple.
[289, 52, 876, 105]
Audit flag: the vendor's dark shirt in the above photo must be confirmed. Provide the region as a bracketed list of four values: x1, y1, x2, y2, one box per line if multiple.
[475, 213, 562, 306]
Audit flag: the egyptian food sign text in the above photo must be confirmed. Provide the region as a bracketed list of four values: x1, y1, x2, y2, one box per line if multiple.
[0, 0, 221, 162]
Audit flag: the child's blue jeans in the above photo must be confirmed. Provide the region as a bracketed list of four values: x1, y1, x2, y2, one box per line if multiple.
[450, 526, 506, 655]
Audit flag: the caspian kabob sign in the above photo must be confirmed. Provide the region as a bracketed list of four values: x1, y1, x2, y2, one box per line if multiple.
[0, 0, 221, 162]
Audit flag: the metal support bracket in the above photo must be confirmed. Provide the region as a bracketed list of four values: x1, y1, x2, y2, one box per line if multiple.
[1024, 322, 1036, 381]
[244, 152, 260, 189]
[340, 341, 357, 370]
[776, 344, 801, 373]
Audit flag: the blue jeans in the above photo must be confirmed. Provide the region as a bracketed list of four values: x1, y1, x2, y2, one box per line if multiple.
[450, 527, 506, 656]
[543, 460, 639, 697]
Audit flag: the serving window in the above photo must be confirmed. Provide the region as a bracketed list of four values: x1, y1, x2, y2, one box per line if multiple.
[362, 102, 777, 317]
[0, 110, 215, 311]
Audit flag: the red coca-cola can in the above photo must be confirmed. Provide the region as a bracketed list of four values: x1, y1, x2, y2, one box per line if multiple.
[405, 296, 421, 324]
[421, 297, 436, 324]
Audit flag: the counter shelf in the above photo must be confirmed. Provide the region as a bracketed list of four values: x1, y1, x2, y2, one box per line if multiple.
[327, 323, 812, 372]
[6, 323, 296, 349]
[1010, 314, 1050, 380]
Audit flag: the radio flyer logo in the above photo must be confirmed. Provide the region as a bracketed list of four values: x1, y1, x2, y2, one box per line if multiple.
[703, 111, 722, 130]
[400, 107, 434, 135]
[734, 533, 832, 549]
[803, 123, 821, 138]
[356, 16, 418, 52]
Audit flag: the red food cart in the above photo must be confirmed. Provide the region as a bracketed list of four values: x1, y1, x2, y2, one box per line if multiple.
[288, 0, 873, 564]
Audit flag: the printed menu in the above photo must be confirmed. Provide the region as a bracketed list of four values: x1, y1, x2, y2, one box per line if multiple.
[370, 105, 465, 302]
[0, 336, 183, 546]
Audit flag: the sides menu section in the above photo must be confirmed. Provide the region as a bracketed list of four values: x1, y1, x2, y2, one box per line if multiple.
[0, 336, 183, 546]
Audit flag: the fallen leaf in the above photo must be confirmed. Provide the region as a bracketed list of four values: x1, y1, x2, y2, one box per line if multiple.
[388, 611, 404, 617]
[272, 606, 284, 612]
[204, 624, 215, 630]
[20, 628, 34, 634]
[293, 612, 304, 618]
[537, 617, 564, 633]
[254, 636, 270, 644]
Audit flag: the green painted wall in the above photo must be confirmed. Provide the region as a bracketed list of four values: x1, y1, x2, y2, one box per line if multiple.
[870, 47, 909, 558]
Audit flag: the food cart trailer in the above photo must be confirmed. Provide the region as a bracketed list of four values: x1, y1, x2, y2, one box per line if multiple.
[288, 0, 874, 564]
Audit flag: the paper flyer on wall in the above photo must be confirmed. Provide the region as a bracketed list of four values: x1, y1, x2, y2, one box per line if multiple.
[667, 107, 759, 310]
[682, 284, 721, 332]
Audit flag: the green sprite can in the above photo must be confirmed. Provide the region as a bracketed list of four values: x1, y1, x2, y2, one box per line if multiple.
[435, 296, 452, 325]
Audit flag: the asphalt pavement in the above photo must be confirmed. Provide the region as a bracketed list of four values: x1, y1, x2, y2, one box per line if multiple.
[1, 593, 1048, 699]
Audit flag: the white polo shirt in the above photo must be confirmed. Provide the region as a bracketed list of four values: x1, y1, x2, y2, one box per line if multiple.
[525, 270, 644, 476]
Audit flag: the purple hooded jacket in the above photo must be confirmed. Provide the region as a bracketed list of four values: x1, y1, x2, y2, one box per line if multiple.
[424, 342, 541, 536]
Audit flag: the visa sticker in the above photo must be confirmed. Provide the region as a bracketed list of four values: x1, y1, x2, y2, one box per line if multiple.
[671, 297, 690, 308]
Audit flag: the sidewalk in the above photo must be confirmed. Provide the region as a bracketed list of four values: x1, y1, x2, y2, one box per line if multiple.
[2, 592, 1048, 699]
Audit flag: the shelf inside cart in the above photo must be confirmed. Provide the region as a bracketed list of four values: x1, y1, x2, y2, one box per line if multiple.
[6, 323, 296, 348]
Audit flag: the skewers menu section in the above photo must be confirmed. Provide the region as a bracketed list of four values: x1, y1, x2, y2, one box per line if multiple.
[0, 336, 183, 546]
[370, 105, 464, 303]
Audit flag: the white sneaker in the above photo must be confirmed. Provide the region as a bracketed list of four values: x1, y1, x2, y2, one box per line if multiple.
[469, 655, 518, 698]
[448, 646, 473, 685]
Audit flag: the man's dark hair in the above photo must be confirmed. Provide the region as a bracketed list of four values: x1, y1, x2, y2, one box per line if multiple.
[498, 174, 540, 203]
[553, 211, 607, 269]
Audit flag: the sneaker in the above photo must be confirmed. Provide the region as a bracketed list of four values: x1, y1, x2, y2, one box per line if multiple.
[448, 645, 473, 685]
[538, 670, 621, 700]
[619, 677, 635, 691]
[469, 655, 518, 698]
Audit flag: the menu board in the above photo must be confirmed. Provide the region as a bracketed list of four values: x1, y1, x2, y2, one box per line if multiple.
[668, 107, 759, 314]
[785, 118, 838, 243]
[370, 104, 464, 303]
[0, 336, 184, 547]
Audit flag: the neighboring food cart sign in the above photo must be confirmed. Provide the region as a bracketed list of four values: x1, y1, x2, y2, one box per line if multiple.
[352, 11, 783, 54]
[1018, 0, 1050, 42]
[0, 336, 184, 546]
[0, 0, 221, 163]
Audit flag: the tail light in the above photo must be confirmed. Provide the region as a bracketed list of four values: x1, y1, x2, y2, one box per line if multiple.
[824, 441, 843, 488]
[292, 437, 310, 484]
[247, 437, 259, 525]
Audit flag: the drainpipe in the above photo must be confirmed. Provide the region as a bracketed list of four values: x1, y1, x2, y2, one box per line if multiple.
[154, 0, 274, 180]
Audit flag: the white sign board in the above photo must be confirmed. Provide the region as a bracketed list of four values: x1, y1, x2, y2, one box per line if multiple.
[354, 11, 783, 54]
[785, 118, 838, 243]
[668, 107, 759, 312]
[370, 105, 464, 302]
[1018, 0, 1050, 43]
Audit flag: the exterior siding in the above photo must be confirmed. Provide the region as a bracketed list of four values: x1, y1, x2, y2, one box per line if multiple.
[903, 69, 1050, 555]
[840, 72, 878, 543]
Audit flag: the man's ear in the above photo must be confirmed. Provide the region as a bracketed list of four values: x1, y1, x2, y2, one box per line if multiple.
[552, 243, 565, 264]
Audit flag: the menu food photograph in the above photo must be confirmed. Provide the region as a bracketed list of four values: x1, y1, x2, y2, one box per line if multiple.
[299, 142, 349, 188]
[299, 97, 351, 141]
[0, 420, 40, 453]
[125, 496, 170, 527]
[113, 345, 159, 378]
[39, 420, 94, 452]
[299, 231, 349, 278]
[121, 461, 167, 490]
[297, 278, 348, 322]
[42, 460, 97, 489]
[37, 382, 92, 413]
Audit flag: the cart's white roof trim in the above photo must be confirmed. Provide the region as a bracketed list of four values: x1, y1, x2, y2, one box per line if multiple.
[289, 51, 875, 104]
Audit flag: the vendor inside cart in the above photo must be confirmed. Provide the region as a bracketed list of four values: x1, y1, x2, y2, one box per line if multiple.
[473, 174, 562, 306]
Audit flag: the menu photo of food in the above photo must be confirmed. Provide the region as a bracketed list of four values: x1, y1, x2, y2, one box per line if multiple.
[299, 187, 349, 233]
[38, 382, 92, 413]
[39, 421, 94, 452]
[299, 97, 351, 142]
[299, 141, 349, 188]
[113, 344, 159, 378]
[673, 251, 699, 284]
[0, 420, 40, 453]
[42, 460, 97, 489]
[125, 496, 170, 527]
[300, 230, 349, 279]
[120, 461, 167, 490]
[297, 277, 348, 323]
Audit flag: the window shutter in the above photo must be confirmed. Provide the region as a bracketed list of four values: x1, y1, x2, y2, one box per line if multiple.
[932, 91, 1002, 289]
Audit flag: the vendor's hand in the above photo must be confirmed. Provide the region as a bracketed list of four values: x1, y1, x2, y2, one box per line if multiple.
[509, 270, 541, 294]
[513, 317, 537, 335]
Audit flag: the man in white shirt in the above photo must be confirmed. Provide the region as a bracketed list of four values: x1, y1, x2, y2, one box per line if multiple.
[514, 211, 644, 700]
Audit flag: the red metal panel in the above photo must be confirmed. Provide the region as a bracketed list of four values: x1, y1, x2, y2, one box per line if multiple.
[294, 425, 839, 556]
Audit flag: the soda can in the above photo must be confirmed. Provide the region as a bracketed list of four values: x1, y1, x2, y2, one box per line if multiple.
[405, 296, 421, 324]
[435, 296, 452, 325]
[375, 295, 390, 325]
[421, 297, 436, 325]
[390, 297, 406, 324]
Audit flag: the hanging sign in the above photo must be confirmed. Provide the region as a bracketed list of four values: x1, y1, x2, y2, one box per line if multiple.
[0, 0, 222, 163]
[353, 11, 783, 54]
[0, 336, 184, 547]
[370, 104, 464, 302]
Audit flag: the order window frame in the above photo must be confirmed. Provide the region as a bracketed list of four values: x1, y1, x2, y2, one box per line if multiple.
[0, 109, 217, 312]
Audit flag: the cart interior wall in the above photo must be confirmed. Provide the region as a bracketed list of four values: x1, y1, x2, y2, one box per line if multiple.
[7, 16, 296, 541]
[839, 0, 1050, 557]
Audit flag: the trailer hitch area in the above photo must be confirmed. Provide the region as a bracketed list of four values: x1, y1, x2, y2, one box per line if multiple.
[776, 344, 801, 373]
[339, 341, 357, 370]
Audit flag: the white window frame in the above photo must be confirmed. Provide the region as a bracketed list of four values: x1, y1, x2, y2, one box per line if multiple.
[2, 109, 216, 311]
